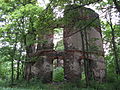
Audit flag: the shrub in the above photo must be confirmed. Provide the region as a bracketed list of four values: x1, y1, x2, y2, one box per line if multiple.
[53, 67, 64, 82]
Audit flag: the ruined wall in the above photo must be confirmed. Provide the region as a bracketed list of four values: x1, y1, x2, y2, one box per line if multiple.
[63, 5, 105, 82]
[24, 31, 54, 83]
[31, 56, 53, 83]
[32, 32, 54, 83]
[25, 4, 105, 83]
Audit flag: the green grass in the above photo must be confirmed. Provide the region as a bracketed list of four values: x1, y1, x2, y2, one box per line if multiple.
[53, 67, 64, 82]
[0, 74, 120, 90]
[0, 79, 94, 90]
[0, 87, 30, 90]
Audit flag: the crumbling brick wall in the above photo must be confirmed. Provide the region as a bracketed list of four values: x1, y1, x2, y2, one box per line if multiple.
[24, 5, 105, 83]
[63, 5, 105, 82]
[24, 31, 54, 83]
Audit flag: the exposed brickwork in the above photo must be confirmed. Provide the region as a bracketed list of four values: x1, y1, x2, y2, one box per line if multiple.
[24, 5, 105, 83]
[63, 5, 105, 82]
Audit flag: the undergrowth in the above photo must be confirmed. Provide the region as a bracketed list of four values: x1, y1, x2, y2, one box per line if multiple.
[0, 72, 120, 90]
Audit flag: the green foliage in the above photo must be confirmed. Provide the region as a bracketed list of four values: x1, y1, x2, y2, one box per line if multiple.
[53, 67, 64, 82]
[0, 0, 120, 90]
[102, 19, 120, 75]
[55, 40, 64, 50]
[0, 87, 30, 90]
[0, 78, 120, 90]
[50, 0, 101, 7]
[0, 61, 11, 79]
[88, 75, 120, 90]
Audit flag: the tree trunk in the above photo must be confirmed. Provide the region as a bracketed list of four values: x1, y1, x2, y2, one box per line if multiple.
[11, 34, 17, 85]
[109, 19, 120, 74]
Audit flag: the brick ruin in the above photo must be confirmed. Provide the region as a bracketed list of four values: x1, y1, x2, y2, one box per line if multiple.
[24, 5, 106, 83]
